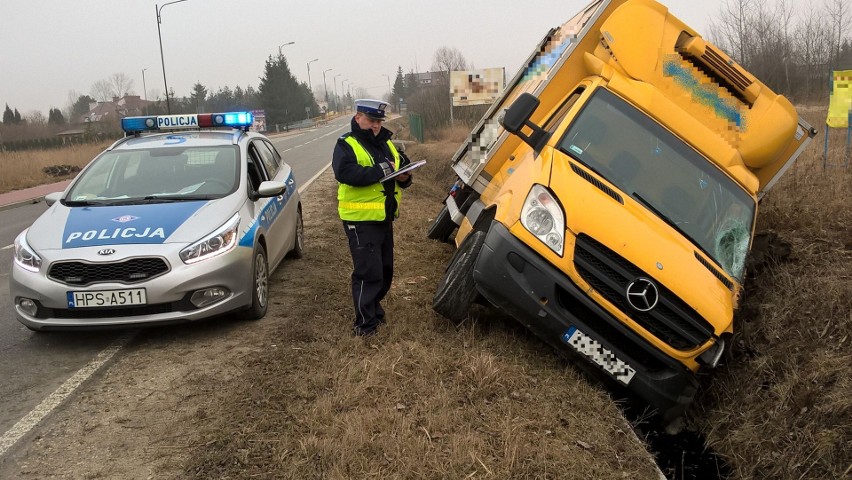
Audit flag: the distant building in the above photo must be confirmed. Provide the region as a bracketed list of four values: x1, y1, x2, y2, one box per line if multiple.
[78, 95, 150, 124]
[415, 71, 443, 86]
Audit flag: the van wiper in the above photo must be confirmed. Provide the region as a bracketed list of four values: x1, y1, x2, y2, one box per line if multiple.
[632, 193, 678, 230]
[631, 192, 715, 262]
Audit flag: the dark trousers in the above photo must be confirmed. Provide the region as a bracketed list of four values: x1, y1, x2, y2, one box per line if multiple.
[343, 221, 394, 334]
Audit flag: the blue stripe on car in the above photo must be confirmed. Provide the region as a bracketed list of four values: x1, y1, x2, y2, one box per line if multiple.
[62, 201, 207, 248]
[238, 172, 296, 247]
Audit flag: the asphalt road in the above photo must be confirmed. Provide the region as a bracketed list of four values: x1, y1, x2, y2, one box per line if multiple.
[0, 115, 350, 445]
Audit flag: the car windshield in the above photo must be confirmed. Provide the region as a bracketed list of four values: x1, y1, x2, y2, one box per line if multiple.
[67, 146, 239, 203]
[556, 88, 755, 281]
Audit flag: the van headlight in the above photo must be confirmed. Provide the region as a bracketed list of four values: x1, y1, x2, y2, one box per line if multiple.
[180, 214, 240, 264]
[521, 185, 565, 255]
[14, 230, 42, 272]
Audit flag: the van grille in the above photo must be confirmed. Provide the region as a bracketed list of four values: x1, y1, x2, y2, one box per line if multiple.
[573, 234, 714, 350]
[49, 258, 170, 286]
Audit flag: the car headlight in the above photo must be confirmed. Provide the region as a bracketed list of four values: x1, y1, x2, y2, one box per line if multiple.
[521, 185, 565, 255]
[180, 213, 240, 264]
[14, 230, 42, 273]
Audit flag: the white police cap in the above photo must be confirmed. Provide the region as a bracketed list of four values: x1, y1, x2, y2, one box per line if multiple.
[355, 99, 388, 120]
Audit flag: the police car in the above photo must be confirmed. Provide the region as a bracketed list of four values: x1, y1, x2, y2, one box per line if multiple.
[10, 112, 303, 330]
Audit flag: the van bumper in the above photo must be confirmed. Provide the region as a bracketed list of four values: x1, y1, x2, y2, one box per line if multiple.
[473, 222, 697, 420]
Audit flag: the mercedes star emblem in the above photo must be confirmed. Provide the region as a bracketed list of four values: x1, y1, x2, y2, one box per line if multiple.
[626, 278, 659, 312]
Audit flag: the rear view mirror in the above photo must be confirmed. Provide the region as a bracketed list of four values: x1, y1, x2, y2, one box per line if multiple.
[256, 180, 286, 199]
[45, 192, 63, 206]
[500, 93, 550, 151]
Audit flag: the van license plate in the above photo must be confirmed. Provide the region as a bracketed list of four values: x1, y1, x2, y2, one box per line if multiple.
[67, 289, 147, 308]
[562, 326, 636, 385]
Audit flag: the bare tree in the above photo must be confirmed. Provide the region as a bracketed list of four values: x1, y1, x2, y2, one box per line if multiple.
[109, 73, 135, 98]
[90, 73, 135, 102]
[25, 110, 47, 126]
[90, 79, 113, 102]
[431, 46, 469, 85]
[825, 0, 851, 68]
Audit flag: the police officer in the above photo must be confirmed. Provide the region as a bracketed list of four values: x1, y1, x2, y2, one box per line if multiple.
[332, 99, 412, 336]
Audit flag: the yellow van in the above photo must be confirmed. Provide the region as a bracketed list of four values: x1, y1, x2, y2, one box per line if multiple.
[429, 0, 815, 423]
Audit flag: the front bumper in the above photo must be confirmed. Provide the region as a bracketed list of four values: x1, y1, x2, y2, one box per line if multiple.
[472, 222, 697, 420]
[10, 245, 255, 330]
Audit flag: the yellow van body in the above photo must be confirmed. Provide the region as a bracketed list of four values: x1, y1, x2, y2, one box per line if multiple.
[430, 0, 815, 421]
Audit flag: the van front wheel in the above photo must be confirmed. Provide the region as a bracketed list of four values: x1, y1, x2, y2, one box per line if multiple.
[432, 230, 486, 322]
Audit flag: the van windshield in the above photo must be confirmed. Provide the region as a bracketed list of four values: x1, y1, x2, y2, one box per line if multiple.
[556, 88, 754, 281]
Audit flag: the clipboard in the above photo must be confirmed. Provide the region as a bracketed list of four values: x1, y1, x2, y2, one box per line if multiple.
[380, 160, 427, 182]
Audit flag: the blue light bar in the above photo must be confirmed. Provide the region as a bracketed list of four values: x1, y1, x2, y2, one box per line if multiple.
[121, 116, 158, 133]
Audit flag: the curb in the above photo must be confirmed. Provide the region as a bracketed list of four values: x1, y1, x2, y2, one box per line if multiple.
[0, 197, 45, 213]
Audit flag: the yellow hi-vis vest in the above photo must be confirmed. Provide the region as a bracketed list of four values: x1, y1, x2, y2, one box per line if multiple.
[337, 135, 402, 221]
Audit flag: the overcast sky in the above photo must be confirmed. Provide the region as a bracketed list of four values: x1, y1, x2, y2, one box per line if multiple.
[0, 0, 722, 115]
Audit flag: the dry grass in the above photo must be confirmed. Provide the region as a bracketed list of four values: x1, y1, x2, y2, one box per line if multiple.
[180, 122, 660, 479]
[0, 142, 109, 194]
[691, 107, 851, 479]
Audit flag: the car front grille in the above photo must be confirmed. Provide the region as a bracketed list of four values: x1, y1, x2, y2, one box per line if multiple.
[48, 257, 170, 286]
[573, 234, 714, 350]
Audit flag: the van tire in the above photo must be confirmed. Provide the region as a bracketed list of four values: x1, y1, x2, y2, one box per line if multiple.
[432, 230, 486, 322]
[427, 205, 456, 243]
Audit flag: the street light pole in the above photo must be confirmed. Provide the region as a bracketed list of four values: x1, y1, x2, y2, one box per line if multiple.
[342, 79, 349, 111]
[156, 0, 191, 114]
[333, 74, 341, 111]
[278, 41, 295, 57]
[306, 58, 319, 93]
[322, 68, 332, 103]
[142, 68, 149, 115]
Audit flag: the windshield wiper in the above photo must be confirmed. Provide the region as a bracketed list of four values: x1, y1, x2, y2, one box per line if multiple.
[62, 199, 96, 206]
[141, 195, 213, 202]
[631, 192, 718, 264]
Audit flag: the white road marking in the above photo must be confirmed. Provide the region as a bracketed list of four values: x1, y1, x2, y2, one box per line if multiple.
[0, 332, 135, 457]
[1, 244, 13, 251]
[298, 162, 331, 194]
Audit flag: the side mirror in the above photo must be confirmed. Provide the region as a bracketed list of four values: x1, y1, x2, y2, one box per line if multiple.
[500, 93, 550, 151]
[256, 180, 286, 199]
[45, 192, 63, 206]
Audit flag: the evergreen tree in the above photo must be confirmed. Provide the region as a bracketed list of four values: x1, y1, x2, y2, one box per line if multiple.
[13, 108, 22, 124]
[258, 55, 319, 126]
[190, 82, 208, 112]
[3, 104, 13, 124]
[70, 95, 96, 121]
[391, 66, 405, 108]
[48, 108, 66, 125]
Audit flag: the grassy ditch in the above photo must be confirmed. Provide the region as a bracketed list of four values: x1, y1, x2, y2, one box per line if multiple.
[690, 109, 851, 479]
[0, 142, 110, 194]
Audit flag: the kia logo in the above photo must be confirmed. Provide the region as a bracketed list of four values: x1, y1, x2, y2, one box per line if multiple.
[625, 278, 659, 312]
[97, 248, 116, 256]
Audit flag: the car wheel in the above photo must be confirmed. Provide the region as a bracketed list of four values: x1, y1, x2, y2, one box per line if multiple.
[432, 230, 486, 322]
[287, 208, 304, 259]
[427, 204, 456, 243]
[245, 245, 269, 320]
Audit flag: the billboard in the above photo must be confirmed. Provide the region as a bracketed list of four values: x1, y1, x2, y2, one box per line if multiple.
[827, 70, 851, 128]
[251, 109, 266, 132]
[450, 68, 505, 107]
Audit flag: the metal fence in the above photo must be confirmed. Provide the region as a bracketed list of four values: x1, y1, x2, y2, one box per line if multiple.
[409, 113, 424, 143]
